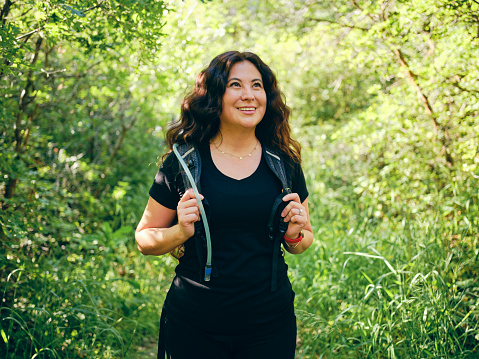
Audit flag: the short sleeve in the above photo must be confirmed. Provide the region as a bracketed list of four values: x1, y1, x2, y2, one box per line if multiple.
[291, 161, 309, 203]
[149, 152, 182, 210]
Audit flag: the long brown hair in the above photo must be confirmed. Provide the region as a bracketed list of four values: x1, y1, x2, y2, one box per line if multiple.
[166, 51, 301, 162]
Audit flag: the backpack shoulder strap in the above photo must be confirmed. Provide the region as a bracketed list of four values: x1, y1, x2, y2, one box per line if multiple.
[264, 146, 293, 235]
[175, 142, 202, 194]
[263, 146, 294, 292]
[263, 146, 291, 194]
[173, 143, 214, 282]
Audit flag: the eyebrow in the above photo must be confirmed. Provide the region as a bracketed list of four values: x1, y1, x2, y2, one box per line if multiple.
[227, 77, 263, 83]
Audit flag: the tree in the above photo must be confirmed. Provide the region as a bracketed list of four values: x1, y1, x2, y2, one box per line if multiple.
[1, 0, 167, 204]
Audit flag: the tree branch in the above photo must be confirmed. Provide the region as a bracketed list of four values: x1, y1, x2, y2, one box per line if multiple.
[93, 95, 137, 199]
[0, 0, 14, 25]
[351, 0, 378, 23]
[380, 0, 392, 21]
[16, 26, 44, 41]
[306, 17, 370, 31]
[84, 1, 106, 12]
[392, 48, 434, 117]
[108, 115, 138, 165]
[18, 5, 33, 18]
[14, 1, 104, 41]
[449, 75, 479, 94]
[21, 103, 39, 153]
[41, 68, 67, 77]
[6, 36, 43, 200]
[392, 47, 454, 166]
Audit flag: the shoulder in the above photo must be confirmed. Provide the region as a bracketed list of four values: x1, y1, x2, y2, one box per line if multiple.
[149, 149, 183, 209]
[157, 142, 204, 192]
[263, 145, 300, 174]
[266, 146, 307, 194]
[160, 142, 202, 167]
[159, 150, 179, 175]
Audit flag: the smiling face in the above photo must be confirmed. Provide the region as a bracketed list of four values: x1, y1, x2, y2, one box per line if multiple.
[219, 61, 267, 133]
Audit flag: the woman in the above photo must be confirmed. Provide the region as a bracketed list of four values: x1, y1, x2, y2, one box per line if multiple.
[136, 51, 313, 359]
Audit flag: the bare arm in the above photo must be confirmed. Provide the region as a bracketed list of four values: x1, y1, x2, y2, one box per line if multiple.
[135, 190, 202, 256]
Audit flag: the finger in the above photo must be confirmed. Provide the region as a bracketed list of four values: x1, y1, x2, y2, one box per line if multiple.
[178, 209, 200, 224]
[286, 217, 306, 234]
[178, 205, 200, 215]
[292, 207, 302, 216]
[180, 213, 200, 224]
[282, 192, 301, 203]
[178, 205, 200, 220]
[178, 198, 201, 210]
[281, 202, 303, 219]
[181, 189, 204, 202]
[290, 213, 305, 224]
[285, 207, 307, 224]
[284, 213, 304, 224]
[178, 190, 204, 212]
[281, 202, 294, 218]
[282, 206, 295, 222]
[283, 211, 297, 223]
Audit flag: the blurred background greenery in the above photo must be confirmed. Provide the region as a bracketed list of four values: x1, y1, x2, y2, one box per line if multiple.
[1, 0, 478, 357]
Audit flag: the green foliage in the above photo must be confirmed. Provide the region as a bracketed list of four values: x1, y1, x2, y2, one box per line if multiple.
[289, 130, 479, 356]
[1, 0, 174, 357]
[1, 221, 173, 358]
[1, 0, 479, 357]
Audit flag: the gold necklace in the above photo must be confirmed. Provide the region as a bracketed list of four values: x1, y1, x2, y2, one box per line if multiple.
[213, 140, 259, 160]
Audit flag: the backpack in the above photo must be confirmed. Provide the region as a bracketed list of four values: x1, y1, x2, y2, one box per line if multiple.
[172, 142, 292, 292]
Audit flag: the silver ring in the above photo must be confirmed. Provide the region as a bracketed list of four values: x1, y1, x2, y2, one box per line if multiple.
[299, 209, 303, 215]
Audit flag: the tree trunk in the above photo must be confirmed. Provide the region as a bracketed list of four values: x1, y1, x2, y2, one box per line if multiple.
[0, 0, 13, 25]
[392, 48, 454, 167]
[3, 36, 44, 201]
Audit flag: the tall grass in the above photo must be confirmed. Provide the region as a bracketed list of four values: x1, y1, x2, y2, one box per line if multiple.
[288, 135, 479, 358]
[3, 172, 477, 358]
[0, 222, 174, 358]
[2, 126, 478, 358]
[291, 219, 479, 358]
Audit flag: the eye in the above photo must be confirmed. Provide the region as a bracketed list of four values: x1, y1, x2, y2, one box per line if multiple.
[253, 82, 263, 88]
[229, 81, 241, 87]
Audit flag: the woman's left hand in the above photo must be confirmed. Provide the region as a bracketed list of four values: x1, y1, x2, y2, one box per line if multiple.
[281, 192, 308, 239]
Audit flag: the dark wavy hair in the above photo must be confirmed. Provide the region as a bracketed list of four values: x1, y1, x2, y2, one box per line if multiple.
[166, 51, 301, 162]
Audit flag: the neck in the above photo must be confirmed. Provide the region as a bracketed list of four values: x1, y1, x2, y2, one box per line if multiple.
[211, 129, 258, 152]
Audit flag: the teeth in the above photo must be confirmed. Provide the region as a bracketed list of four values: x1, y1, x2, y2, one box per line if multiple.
[239, 107, 255, 111]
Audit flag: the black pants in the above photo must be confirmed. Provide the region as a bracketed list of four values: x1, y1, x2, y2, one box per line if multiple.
[158, 307, 297, 359]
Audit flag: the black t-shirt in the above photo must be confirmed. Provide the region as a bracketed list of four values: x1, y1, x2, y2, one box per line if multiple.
[149, 143, 308, 334]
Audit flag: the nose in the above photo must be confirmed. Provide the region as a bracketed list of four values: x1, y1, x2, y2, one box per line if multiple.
[241, 86, 254, 100]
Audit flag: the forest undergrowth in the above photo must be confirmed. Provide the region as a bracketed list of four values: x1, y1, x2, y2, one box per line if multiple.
[2, 129, 478, 358]
[2, 0, 479, 358]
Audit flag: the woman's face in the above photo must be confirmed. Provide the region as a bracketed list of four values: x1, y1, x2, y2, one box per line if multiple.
[219, 61, 267, 133]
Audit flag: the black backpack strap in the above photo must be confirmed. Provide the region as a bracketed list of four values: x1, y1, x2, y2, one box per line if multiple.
[175, 143, 202, 194]
[263, 146, 291, 192]
[263, 146, 292, 292]
[174, 143, 218, 282]
[175, 143, 204, 281]
[267, 193, 289, 292]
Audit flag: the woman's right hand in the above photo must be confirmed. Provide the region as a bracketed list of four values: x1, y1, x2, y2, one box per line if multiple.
[177, 189, 204, 239]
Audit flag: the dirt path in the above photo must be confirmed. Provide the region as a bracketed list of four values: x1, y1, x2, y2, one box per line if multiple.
[132, 340, 158, 359]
